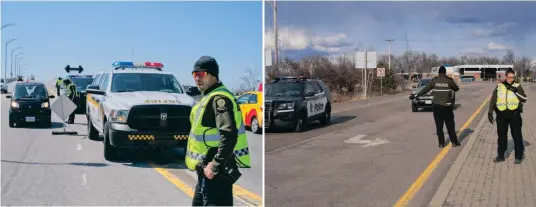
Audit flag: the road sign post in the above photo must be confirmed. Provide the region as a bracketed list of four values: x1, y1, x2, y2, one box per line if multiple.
[51, 95, 78, 135]
[377, 68, 386, 96]
[355, 51, 377, 99]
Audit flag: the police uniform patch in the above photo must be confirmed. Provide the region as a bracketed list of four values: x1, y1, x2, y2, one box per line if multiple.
[217, 99, 226, 108]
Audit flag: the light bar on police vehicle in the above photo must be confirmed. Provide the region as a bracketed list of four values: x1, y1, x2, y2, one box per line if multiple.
[112, 61, 164, 70]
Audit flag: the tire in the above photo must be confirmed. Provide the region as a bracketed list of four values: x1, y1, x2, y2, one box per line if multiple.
[9, 116, 15, 128]
[103, 121, 118, 161]
[294, 113, 306, 132]
[250, 116, 261, 134]
[412, 103, 418, 112]
[87, 115, 100, 141]
[319, 105, 331, 125]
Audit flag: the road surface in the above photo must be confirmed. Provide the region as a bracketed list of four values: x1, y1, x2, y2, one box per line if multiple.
[265, 82, 494, 207]
[1, 80, 262, 206]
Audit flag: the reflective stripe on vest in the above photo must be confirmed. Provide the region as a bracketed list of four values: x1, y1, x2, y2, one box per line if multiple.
[496, 83, 519, 111]
[185, 85, 251, 171]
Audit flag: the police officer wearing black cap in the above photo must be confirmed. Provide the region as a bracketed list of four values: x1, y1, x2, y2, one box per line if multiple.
[189, 56, 242, 206]
[410, 66, 461, 148]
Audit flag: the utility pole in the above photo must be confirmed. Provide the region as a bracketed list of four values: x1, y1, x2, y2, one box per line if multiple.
[386, 39, 394, 71]
[273, 0, 278, 66]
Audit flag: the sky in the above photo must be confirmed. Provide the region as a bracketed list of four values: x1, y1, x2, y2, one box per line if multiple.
[264, 1, 536, 63]
[1, 1, 262, 91]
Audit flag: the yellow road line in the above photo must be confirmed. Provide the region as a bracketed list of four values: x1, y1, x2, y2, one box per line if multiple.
[394, 95, 492, 207]
[149, 163, 262, 206]
[151, 165, 195, 197]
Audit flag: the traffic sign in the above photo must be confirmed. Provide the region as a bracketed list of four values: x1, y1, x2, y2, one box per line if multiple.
[377, 68, 386, 77]
[51, 94, 78, 135]
[50, 95, 77, 121]
[355, 52, 377, 69]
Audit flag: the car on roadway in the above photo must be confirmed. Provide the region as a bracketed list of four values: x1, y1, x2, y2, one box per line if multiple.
[237, 91, 263, 134]
[410, 77, 455, 112]
[6, 82, 55, 128]
[85, 61, 201, 161]
[264, 76, 331, 132]
[69, 75, 94, 114]
[1, 79, 7, 93]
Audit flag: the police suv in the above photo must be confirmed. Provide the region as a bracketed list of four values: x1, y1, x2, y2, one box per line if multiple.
[264, 76, 331, 132]
[85, 61, 201, 161]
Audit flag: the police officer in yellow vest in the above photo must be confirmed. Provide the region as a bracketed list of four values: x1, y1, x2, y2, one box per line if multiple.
[488, 69, 528, 164]
[187, 56, 251, 206]
[55, 77, 63, 95]
[63, 78, 79, 124]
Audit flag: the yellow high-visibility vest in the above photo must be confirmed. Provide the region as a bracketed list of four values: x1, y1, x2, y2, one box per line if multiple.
[185, 85, 251, 171]
[496, 83, 520, 111]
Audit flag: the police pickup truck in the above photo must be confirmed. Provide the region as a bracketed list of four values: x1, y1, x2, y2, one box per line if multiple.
[264, 76, 331, 132]
[85, 61, 201, 161]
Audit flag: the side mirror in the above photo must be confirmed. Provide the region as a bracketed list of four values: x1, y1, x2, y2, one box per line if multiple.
[186, 87, 201, 96]
[305, 91, 315, 97]
[49, 95, 55, 99]
[6, 95, 12, 98]
[86, 84, 99, 90]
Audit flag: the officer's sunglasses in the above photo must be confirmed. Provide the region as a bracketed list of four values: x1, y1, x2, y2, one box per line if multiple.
[192, 71, 208, 78]
[506, 76, 515, 79]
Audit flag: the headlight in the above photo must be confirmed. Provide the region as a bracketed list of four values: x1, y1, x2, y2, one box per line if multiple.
[42, 102, 49, 108]
[11, 101, 19, 108]
[277, 102, 294, 110]
[110, 109, 129, 123]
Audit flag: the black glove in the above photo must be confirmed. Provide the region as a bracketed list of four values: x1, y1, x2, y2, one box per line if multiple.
[488, 113, 494, 124]
[508, 86, 518, 93]
[409, 94, 416, 100]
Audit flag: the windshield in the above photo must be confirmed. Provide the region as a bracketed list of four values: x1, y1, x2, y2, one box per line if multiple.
[13, 85, 48, 99]
[71, 77, 94, 91]
[265, 82, 303, 97]
[110, 73, 184, 93]
[419, 79, 432, 87]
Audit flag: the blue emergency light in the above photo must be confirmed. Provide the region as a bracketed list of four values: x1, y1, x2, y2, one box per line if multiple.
[112, 61, 164, 70]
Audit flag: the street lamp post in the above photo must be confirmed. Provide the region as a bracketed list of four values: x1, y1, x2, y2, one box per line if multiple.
[16, 56, 25, 77]
[1, 23, 16, 30]
[17, 62, 28, 77]
[10, 47, 22, 78]
[4, 38, 17, 79]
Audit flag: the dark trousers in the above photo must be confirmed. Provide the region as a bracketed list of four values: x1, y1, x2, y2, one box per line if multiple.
[68, 96, 77, 123]
[432, 104, 458, 145]
[56, 86, 60, 96]
[496, 112, 524, 159]
[192, 174, 234, 206]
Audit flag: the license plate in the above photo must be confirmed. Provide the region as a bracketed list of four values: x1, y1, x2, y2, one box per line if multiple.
[425, 100, 432, 104]
[25, 117, 36, 122]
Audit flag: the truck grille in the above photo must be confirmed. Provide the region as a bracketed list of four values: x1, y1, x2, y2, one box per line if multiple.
[264, 101, 273, 126]
[127, 105, 192, 133]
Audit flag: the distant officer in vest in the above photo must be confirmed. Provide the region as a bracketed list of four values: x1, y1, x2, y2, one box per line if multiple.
[410, 66, 461, 148]
[55, 77, 63, 95]
[487, 69, 527, 164]
[187, 56, 251, 206]
[63, 78, 79, 124]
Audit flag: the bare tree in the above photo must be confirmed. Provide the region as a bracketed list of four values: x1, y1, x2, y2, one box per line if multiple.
[239, 68, 261, 92]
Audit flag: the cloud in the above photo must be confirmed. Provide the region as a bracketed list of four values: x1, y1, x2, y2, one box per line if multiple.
[265, 26, 351, 53]
[472, 23, 520, 37]
[458, 42, 512, 56]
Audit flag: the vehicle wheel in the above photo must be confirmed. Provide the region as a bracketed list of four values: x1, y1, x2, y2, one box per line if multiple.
[9, 117, 15, 128]
[87, 115, 100, 141]
[294, 113, 306, 132]
[320, 105, 331, 125]
[103, 121, 118, 161]
[412, 103, 418, 112]
[250, 116, 261, 134]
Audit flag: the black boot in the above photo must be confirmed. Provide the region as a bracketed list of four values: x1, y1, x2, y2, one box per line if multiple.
[493, 156, 505, 163]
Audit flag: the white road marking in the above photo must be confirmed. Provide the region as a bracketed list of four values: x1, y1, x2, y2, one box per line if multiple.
[344, 134, 390, 147]
[267, 131, 338, 154]
[82, 173, 87, 185]
[77, 144, 82, 151]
